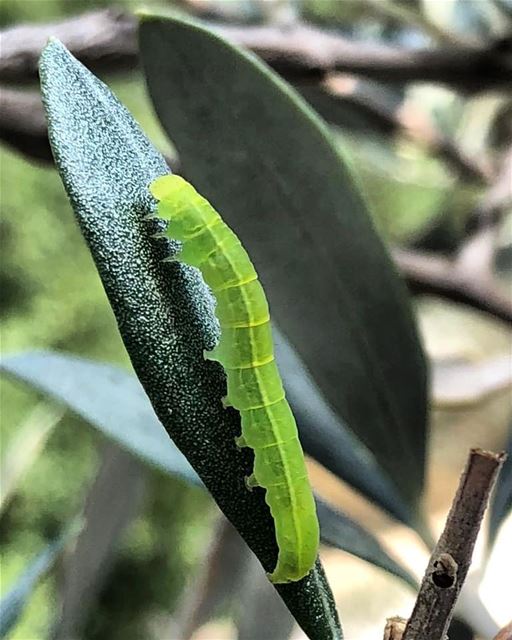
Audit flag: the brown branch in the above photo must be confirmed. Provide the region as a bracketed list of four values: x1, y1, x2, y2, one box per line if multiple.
[494, 621, 512, 640]
[0, 87, 51, 162]
[0, 9, 138, 84]
[384, 616, 407, 640]
[395, 142, 512, 324]
[402, 449, 506, 640]
[393, 242, 512, 325]
[2, 88, 510, 326]
[321, 73, 493, 184]
[1, 9, 511, 92]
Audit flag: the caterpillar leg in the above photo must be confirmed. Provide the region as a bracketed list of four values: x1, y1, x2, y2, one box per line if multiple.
[221, 396, 232, 409]
[235, 434, 248, 448]
[203, 348, 217, 362]
[203, 346, 221, 363]
[244, 473, 259, 491]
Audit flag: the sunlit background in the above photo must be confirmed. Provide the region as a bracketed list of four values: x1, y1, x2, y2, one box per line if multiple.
[1, 1, 511, 639]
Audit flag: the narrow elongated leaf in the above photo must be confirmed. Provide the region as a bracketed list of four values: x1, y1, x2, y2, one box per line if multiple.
[235, 554, 296, 640]
[315, 500, 418, 590]
[38, 41, 341, 639]
[1, 350, 416, 587]
[177, 517, 253, 640]
[0, 351, 199, 486]
[274, 331, 413, 525]
[489, 424, 512, 545]
[0, 403, 63, 513]
[1, 341, 410, 526]
[139, 14, 429, 509]
[0, 524, 80, 638]
[53, 444, 146, 640]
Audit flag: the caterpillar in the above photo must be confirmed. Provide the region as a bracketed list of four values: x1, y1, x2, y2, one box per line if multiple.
[149, 175, 319, 583]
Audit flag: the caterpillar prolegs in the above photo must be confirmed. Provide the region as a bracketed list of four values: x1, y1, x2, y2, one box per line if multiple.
[149, 175, 319, 583]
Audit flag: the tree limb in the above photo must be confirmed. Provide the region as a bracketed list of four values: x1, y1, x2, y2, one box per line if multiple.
[494, 621, 512, 640]
[320, 73, 493, 184]
[0, 9, 137, 84]
[402, 449, 506, 640]
[0, 87, 52, 162]
[393, 243, 512, 325]
[1, 9, 511, 92]
[384, 616, 407, 640]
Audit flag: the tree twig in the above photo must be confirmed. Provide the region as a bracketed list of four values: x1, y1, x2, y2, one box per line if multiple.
[493, 621, 512, 640]
[0, 87, 52, 162]
[395, 143, 512, 325]
[0, 8, 138, 84]
[321, 73, 493, 184]
[1, 9, 511, 92]
[383, 616, 407, 640]
[402, 449, 506, 640]
[393, 242, 512, 325]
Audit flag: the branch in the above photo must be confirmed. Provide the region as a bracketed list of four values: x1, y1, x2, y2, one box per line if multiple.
[494, 621, 512, 640]
[0, 9, 138, 84]
[402, 449, 506, 640]
[384, 616, 407, 640]
[393, 240, 512, 325]
[2, 88, 510, 326]
[0, 87, 51, 162]
[1, 9, 511, 92]
[1, 78, 490, 187]
[395, 143, 512, 325]
[320, 73, 493, 184]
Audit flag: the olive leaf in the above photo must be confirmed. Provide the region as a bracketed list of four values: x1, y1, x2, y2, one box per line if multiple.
[1, 350, 417, 592]
[38, 39, 341, 639]
[139, 12, 429, 515]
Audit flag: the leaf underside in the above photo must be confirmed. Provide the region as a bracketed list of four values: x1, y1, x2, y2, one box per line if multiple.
[1, 350, 418, 593]
[38, 40, 341, 639]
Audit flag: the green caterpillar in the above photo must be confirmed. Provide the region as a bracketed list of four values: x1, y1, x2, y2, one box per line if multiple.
[150, 175, 319, 583]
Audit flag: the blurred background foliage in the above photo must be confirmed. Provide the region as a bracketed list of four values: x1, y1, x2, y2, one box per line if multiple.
[0, 0, 511, 639]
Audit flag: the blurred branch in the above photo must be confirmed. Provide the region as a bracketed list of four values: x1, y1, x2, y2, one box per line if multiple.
[2, 87, 509, 325]
[2, 74, 491, 187]
[0, 87, 52, 162]
[321, 73, 493, 184]
[0, 9, 137, 84]
[394, 239, 512, 325]
[1, 9, 511, 92]
[176, 516, 252, 640]
[396, 144, 512, 324]
[402, 449, 506, 640]
[494, 621, 512, 640]
[52, 443, 146, 640]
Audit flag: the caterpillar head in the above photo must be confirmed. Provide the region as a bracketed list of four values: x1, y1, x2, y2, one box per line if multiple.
[150, 174, 217, 239]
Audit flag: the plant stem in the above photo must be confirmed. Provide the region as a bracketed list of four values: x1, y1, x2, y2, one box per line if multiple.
[402, 449, 506, 640]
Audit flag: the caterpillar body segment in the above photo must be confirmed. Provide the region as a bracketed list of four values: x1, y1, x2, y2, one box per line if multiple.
[150, 175, 319, 584]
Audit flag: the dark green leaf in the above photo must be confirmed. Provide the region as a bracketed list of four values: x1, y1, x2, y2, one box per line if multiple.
[489, 423, 512, 545]
[0, 523, 80, 638]
[275, 332, 413, 525]
[1, 350, 416, 586]
[316, 499, 418, 590]
[139, 13, 429, 511]
[38, 40, 341, 639]
[0, 351, 200, 486]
